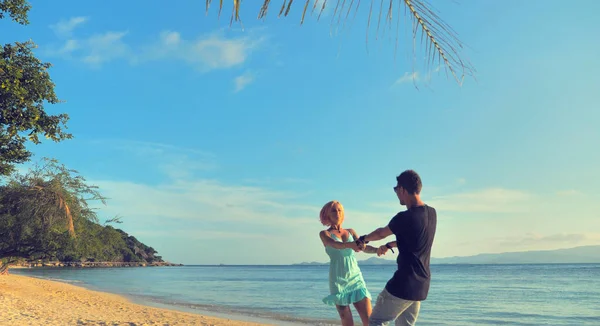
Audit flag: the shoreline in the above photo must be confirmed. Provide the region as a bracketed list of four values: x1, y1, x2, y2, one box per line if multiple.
[9, 261, 183, 268]
[0, 274, 272, 325]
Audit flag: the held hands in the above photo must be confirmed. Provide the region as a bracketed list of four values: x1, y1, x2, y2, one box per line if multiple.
[377, 243, 395, 256]
[355, 235, 368, 251]
[352, 237, 395, 255]
[377, 245, 389, 257]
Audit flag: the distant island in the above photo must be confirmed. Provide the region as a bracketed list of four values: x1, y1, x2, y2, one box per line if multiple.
[293, 257, 395, 266]
[430, 245, 600, 264]
[10, 221, 182, 269]
[294, 245, 600, 265]
[0, 159, 182, 274]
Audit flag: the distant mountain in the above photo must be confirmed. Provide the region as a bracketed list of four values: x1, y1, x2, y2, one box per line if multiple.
[293, 257, 394, 266]
[295, 246, 600, 265]
[294, 261, 328, 266]
[359, 257, 396, 265]
[431, 245, 600, 264]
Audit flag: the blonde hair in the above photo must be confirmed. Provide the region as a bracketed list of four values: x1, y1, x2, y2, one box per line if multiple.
[319, 200, 344, 226]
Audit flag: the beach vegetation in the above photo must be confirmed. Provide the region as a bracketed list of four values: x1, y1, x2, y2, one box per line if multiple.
[0, 158, 102, 273]
[0, 158, 163, 274]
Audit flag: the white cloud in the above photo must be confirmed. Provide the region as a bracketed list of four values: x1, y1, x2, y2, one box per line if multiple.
[369, 187, 535, 214]
[74, 140, 600, 263]
[93, 139, 218, 179]
[93, 172, 398, 264]
[91, 171, 320, 264]
[428, 188, 534, 213]
[556, 189, 581, 196]
[444, 232, 600, 256]
[89, 140, 315, 225]
[46, 19, 263, 71]
[498, 232, 600, 247]
[50, 16, 88, 37]
[393, 72, 419, 85]
[233, 71, 254, 92]
[312, 0, 333, 17]
[160, 31, 181, 46]
[139, 30, 263, 72]
[81, 31, 131, 66]
[391, 65, 443, 87]
[133, 229, 272, 240]
[45, 30, 131, 67]
[94, 179, 316, 225]
[107, 139, 215, 158]
[58, 39, 79, 54]
[83, 140, 402, 264]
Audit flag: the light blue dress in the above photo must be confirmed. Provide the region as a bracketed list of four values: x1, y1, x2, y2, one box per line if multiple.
[322, 233, 372, 306]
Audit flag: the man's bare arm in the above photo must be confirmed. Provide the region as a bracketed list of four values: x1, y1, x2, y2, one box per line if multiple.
[363, 226, 394, 243]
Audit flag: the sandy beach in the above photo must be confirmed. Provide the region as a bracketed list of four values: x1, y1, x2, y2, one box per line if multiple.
[0, 274, 271, 326]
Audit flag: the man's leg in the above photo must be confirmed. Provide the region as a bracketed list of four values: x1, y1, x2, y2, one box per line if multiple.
[394, 301, 420, 326]
[368, 289, 416, 326]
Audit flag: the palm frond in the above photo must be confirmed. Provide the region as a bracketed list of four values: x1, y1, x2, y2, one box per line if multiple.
[205, 0, 474, 85]
[29, 184, 76, 237]
[0, 261, 8, 275]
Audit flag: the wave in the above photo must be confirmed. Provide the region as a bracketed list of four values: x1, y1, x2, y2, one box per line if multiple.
[128, 293, 339, 326]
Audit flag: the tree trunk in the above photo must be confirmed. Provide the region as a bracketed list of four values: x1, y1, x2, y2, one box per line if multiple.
[0, 261, 9, 275]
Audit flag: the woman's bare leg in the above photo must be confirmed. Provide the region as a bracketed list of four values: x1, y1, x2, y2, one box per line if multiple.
[353, 297, 372, 326]
[336, 305, 354, 326]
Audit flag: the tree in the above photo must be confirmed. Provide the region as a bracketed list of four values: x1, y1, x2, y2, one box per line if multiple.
[1, 0, 72, 176]
[0, 158, 105, 274]
[206, 0, 475, 83]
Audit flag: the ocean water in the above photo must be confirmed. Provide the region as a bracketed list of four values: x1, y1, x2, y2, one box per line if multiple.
[13, 264, 600, 325]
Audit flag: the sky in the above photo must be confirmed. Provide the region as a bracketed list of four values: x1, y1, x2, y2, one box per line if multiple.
[2, 0, 600, 265]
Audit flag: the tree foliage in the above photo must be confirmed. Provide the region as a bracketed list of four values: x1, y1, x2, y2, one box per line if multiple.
[1, 0, 71, 176]
[0, 158, 164, 274]
[58, 221, 163, 264]
[0, 158, 103, 267]
[0, 0, 30, 24]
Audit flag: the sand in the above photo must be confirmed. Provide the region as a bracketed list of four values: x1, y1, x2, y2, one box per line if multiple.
[0, 274, 271, 326]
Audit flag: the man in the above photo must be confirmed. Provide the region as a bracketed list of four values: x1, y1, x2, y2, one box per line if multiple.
[356, 170, 437, 326]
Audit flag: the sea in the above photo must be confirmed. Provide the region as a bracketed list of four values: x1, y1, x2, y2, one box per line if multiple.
[12, 264, 600, 325]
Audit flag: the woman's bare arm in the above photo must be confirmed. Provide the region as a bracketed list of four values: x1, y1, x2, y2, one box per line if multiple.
[362, 245, 379, 254]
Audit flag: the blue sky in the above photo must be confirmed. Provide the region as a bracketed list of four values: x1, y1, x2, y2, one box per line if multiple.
[2, 0, 600, 264]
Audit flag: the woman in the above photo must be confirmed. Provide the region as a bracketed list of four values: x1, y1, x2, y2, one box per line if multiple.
[319, 200, 380, 326]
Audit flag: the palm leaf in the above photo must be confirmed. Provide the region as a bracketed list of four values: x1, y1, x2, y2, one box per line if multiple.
[0, 261, 8, 275]
[205, 0, 474, 84]
[29, 185, 76, 237]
